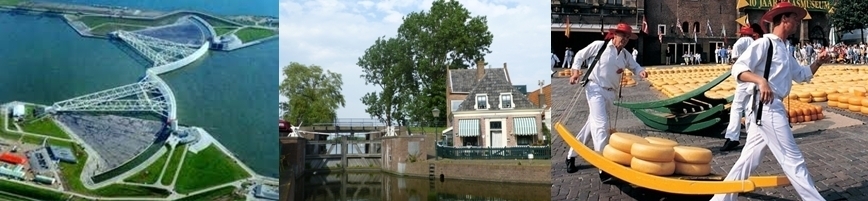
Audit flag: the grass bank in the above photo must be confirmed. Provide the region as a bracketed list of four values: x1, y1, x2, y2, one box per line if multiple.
[174, 145, 251, 194]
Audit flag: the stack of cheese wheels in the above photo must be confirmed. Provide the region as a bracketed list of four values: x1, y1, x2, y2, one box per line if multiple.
[796, 91, 812, 103]
[603, 133, 648, 166]
[849, 96, 862, 112]
[629, 137, 677, 176]
[810, 91, 827, 102]
[838, 94, 851, 110]
[828, 93, 840, 108]
[672, 146, 714, 176]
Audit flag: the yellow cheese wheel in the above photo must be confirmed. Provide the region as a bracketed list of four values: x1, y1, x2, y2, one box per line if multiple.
[851, 105, 861, 112]
[672, 146, 713, 163]
[828, 93, 840, 101]
[813, 97, 827, 102]
[644, 137, 679, 147]
[839, 102, 850, 109]
[850, 97, 863, 105]
[630, 157, 676, 176]
[798, 98, 812, 103]
[809, 91, 826, 98]
[630, 142, 675, 162]
[828, 100, 838, 107]
[796, 92, 811, 98]
[602, 145, 632, 166]
[609, 133, 649, 153]
[675, 162, 712, 176]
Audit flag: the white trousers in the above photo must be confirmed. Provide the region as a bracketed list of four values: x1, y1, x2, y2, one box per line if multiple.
[567, 82, 616, 159]
[710, 100, 824, 201]
[563, 56, 573, 68]
[723, 87, 752, 141]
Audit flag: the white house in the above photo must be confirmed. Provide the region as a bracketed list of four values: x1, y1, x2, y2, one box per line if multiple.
[446, 62, 545, 148]
[11, 104, 25, 121]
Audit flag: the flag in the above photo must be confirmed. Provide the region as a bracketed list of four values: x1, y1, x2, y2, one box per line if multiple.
[723, 23, 727, 44]
[676, 17, 683, 35]
[706, 19, 713, 36]
[694, 31, 698, 43]
[642, 15, 649, 34]
[565, 17, 571, 38]
[735, 15, 748, 27]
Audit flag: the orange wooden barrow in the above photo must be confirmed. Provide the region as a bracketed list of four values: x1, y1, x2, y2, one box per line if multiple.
[555, 122, 790, 195]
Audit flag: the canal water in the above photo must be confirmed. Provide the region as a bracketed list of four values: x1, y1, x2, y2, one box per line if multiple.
[0, 1, 278, 177]
[284, 172, 551, 201]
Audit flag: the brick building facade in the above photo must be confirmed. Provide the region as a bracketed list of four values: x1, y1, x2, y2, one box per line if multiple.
[553, 0, 833, 66]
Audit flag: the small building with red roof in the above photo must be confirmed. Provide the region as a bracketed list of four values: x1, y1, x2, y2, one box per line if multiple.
[0, 153, 27, 165]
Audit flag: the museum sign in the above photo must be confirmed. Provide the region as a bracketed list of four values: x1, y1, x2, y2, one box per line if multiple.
[748, 0, 831, 11]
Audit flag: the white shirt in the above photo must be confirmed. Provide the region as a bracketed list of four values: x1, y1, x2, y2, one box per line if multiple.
[551, 53, 560, 67]
[571, 40, 645, 89]
[731, 34, 813, 105]
[565, 49, 574, 59]
[731, 36, 754, 60]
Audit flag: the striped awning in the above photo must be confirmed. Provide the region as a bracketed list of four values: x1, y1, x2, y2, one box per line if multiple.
[513, 117, 538, 136]
[457, 119, 480, 137]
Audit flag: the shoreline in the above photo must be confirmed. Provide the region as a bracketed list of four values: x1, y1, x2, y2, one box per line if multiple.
[1, 101, 276, 200]
[0, 3, 277, 51]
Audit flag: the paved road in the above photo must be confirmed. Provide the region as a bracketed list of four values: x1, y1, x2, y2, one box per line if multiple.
[550, 75, 868, 201]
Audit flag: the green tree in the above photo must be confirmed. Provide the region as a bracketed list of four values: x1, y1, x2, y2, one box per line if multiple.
[358, 37, 416, 127]
[280, 62, 345, 125]
[358, 0, 493, 125]
[830, 0, 868, 43]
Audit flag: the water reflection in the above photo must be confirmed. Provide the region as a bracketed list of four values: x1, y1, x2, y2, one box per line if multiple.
[283, 171, 551, 201]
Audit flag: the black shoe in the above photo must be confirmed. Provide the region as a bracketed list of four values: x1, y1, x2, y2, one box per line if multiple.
[599, 171, 622, 184]
[720, 139, 740, 151]
[566, 157, 579, 173]
[599, 171, 613, 181]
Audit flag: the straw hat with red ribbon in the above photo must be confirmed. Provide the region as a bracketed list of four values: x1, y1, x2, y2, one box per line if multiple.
[604, 22, 638, 40]
[739, 26, 755, 37]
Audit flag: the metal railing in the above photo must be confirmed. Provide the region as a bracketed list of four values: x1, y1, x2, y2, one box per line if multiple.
[436, 145, 551, 160]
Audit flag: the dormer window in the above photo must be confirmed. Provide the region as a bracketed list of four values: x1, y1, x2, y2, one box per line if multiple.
[500, 93, 513, 109]
[476, 95, 488, 110]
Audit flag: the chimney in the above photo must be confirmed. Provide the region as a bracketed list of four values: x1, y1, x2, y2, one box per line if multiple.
[539, 90, 545, 109]
[476, 60, 485, 80]
[503, 62, 511, 84]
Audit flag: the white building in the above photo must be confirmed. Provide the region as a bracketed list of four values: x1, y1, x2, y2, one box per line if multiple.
[11, 104, 25, 121]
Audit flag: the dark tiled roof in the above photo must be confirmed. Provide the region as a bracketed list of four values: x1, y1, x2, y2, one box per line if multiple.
[449, 69, 503, 93]
[456, 68, 537, 111]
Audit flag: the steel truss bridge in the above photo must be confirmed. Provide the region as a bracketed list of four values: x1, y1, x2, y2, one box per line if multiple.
[113, 30, 200, 68]
[45, 25, 211, 130]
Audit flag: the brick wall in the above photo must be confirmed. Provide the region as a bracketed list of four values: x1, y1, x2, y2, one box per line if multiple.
[432, 162, 551, 184]
[381, 136, 429, 176]
[642, 0, 831, 65]
[642, 0, 738, 65]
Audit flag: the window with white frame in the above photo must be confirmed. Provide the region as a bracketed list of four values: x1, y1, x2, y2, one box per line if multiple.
[658, 24, 666, 35]
[475, 94, 488, 110]
[500, 93, 513, 109]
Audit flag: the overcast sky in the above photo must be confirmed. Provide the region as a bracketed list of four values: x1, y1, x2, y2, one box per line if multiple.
[280, 0, 550, 119]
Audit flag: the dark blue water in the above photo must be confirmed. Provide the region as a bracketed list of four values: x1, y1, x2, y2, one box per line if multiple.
[0, 1, 278, 177]
[45, 0, 278, 17]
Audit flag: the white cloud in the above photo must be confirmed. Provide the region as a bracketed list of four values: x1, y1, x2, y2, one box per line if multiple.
[280, 0, 550, 119]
